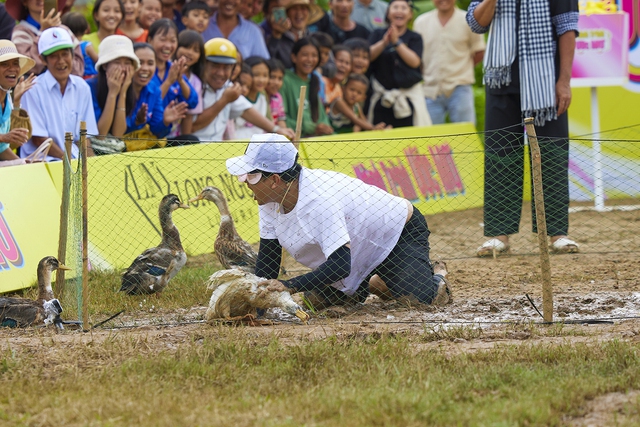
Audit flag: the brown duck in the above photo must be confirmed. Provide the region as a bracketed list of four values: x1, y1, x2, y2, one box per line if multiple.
[0, 256, 69, 329]
[190, 186, 258, 272]
[120, 194, 189, 295]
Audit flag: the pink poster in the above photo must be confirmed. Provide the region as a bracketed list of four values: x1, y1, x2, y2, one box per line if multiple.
[571, 12, 629, 87]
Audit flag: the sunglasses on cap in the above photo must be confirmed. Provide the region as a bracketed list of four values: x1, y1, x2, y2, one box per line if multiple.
[237, 172, 263, 185]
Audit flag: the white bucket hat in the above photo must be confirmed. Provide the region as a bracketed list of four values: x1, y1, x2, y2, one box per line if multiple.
[226, 134, 298, 176]
[38, 27, 74, 56]
[95, 35, 141, 72]
[0, 40, 35, 78]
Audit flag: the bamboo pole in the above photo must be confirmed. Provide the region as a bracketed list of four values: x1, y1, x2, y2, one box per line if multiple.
[524, 118, 553, 323]
[56, 133, 73, 298]
[293, 86, 306, 149]
[80, 121, 89, 331]
[279, 86, 307, 275]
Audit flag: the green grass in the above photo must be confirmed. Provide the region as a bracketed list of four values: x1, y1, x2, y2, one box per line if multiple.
[18, 254, 223, 324]
[1, 330, 639, 426]
[7, 264, 639, 426]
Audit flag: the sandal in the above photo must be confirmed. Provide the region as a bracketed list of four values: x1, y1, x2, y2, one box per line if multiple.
[476, 238, 509, 258]
[550, 237, 579, 254]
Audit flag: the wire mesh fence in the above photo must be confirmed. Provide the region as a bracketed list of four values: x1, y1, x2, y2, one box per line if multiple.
[58, 153, 85, 323]
[73, 122, 639, 317]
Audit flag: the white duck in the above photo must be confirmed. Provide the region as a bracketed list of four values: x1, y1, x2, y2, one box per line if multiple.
[205, 269, 309, 323]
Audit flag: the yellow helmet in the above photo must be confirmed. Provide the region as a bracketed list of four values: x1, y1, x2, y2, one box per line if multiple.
[204, 38, 237, 64]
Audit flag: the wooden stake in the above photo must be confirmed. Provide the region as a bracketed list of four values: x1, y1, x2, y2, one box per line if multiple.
[56, 133, 73, 298]
[524, 118, 553, 323]
[80, 121, 89, 331]
[293, 85, 306, 149]
[281, 86, 306, 274]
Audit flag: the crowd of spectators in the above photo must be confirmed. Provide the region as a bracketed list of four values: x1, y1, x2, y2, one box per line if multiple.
[0, 0, 486, 162]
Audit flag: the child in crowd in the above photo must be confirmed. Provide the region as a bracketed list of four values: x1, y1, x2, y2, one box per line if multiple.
[221, 51, 244, 140]
[117, 0, 148, 42]
[323, 44, 351, 107]
[265, 58, 286, 127]
[343, 37, 370, 75]
[281, 38, 333, 137]
[343, 37, 371, 117]
[309, 32, 333, 104]
[329, 73, 387, 133]
[235, 56, 272, 140]
[230, 50, 243, 83]
[83, 0, 124, 54]
[181, 1, 211, 34]
[62, 12, 98, 80]
[160, 0, 185, 32]
[236, 63, 253, 98]
[171, 30, 205, 136]
[223, 63, 251, 140]
[139, 0, 162, 29]
[148, 19, 198, 109]
[309, 32, 334, 71]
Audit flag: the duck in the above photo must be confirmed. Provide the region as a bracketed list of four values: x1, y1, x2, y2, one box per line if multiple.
[190, 186, 258, 273]
[205, 269, 309, 323]
[0, 256, 69, 329]
[120, 194, 189, 295]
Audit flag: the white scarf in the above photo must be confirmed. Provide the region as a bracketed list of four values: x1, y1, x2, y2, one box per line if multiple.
[484, 0, 557, 126]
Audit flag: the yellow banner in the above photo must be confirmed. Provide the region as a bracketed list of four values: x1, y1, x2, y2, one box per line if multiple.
[47, 144, 260, 270]
[580, 0, 617, 15]
[0, 163, 61, 293]
[11, 122, 484, 280]
[302, 123, 485, 215]
[569, 87, 640, 201]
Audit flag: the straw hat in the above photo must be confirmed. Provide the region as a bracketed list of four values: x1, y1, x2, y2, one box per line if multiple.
[5, 0, 66, 21]
[284, 0, 325, 25]
[0, 40, 36, 78]
[95, 35, 141, 71]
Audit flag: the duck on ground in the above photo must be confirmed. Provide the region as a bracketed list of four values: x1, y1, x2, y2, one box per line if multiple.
[190, 186, 258, 272]
[205, 269, 309, 323]
[120, 194, 189, 295]
[0, 256, 69, 329]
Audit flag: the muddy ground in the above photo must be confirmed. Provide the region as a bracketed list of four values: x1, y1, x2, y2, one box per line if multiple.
[1, 202, 639, 424]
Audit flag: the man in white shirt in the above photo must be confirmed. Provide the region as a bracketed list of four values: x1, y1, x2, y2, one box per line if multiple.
[414, 0, 485, 125]
[192, 38, 294, 141]
[20, 27, 97, 161]
[225, 134, 451, 310]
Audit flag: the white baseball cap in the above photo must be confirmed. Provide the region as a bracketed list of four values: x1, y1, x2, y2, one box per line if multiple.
[38, 27, 74, 56]
[226, 134, 298, 176]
